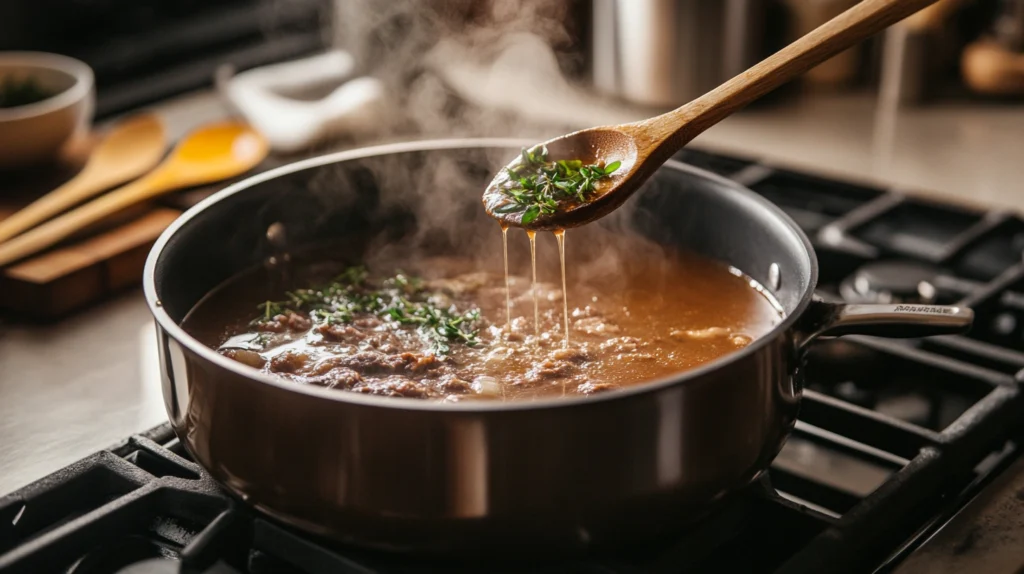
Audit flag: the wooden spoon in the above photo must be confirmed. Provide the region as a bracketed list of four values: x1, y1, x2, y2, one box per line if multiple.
[484, 0, 942, 231]
[0, 113, 166, 243]
[0, 121, 269, 267]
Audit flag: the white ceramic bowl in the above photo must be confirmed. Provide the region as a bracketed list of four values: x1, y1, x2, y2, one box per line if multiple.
[0, 51, 95, 169]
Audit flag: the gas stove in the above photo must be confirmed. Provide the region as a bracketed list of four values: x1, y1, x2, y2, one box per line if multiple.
[2, 146, 1023, 574]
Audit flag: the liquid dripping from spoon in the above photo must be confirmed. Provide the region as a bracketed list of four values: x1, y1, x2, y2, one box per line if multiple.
[555, 229, 569, 348]
[527, 229, 539, 337]
[501, 223, 511, 333]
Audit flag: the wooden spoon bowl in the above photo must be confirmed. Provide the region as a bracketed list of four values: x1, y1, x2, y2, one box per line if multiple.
[482, 127, 639, 231]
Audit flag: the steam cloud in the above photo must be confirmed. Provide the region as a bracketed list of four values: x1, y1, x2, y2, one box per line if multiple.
[264, 0, 674, 317]
[330, 0, 589, 140]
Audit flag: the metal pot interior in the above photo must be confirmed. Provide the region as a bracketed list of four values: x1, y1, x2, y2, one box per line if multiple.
[150, 140, 815, 367]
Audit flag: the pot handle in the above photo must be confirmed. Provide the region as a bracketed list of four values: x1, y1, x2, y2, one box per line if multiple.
[796, 299, 974, 352]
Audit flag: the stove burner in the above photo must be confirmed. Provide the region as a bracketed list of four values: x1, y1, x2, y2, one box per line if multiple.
[838, 260, 940, 304]
[851, 201, 981, 261]
[744, 170, 884, 233]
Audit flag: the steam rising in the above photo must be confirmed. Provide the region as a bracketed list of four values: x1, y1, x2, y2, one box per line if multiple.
[262, 0, 675, 310]
[330, 0, 637, 139]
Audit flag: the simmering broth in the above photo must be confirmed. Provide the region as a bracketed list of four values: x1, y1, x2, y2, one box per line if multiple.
[183, 240, 783, 401]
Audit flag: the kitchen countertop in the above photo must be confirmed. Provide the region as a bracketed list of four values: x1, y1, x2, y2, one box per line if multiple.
[0, 92, 234, 497]
[690, 93, 1024, 215]
[2, 88, 1024, 497]
[0, 296, 164, 496]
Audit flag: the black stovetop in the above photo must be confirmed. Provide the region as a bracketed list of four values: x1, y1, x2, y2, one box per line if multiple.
[3, 146, 1024, 574]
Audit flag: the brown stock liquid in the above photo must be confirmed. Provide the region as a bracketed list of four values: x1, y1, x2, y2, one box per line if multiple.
[184, 239, 783, 402]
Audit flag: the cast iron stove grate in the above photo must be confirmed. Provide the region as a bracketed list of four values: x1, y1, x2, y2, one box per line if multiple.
[3, 148, 1024, 574]
[0, 426, 831, 574]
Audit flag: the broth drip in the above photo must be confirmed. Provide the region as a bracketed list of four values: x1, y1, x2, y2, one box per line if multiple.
[527, 230, 539, 337]
[555, 229, 569, 347]
[501, 223, 511, 332]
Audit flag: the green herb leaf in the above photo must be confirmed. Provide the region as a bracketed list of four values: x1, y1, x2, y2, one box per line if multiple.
[498, 147, 619, 224]
[248, 266, 480, 355]
[521, 205, 541, 224]
[494, 203, 523, 214]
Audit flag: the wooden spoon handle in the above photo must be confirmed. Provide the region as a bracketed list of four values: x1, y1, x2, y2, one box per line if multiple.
[0, 172, 171, 267]
[646, 0, 941, 147]
[0, 168, 106, 244]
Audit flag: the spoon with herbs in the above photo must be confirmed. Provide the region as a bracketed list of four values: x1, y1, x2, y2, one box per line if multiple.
[484, 0, 941, 230]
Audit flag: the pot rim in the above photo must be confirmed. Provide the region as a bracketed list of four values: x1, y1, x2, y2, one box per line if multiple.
[143, 137, 819, 412]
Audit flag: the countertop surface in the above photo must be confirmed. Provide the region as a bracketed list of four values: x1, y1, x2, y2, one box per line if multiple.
[2, 88, 1024, 497]
[0, 296, 164, 496]
[690, 94, 1024, 215]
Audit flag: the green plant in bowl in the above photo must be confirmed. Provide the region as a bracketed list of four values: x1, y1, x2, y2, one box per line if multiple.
[0, 75, 54, 108]
[0, 52, 95, 169]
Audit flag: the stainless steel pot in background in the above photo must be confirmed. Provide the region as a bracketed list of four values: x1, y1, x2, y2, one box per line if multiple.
[589, 0, 766, 107]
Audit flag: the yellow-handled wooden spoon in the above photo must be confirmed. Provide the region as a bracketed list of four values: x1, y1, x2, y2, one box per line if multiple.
[484, 0, 942, 231]
[0, 121, 269, 267]
[0, 113, 166, 243]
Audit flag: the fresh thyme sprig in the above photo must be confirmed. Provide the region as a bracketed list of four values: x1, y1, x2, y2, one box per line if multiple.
[251, 266, 481, 355]
[495, 145, 622, 224]
[385, 301, 480, 355]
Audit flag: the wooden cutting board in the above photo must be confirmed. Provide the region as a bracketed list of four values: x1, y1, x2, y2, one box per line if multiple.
[0, 138, 184, 321]
[0, 136, 327, 321]
[0, 207, 182, 319]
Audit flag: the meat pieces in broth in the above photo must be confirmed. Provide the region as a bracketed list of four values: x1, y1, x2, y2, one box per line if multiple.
[183, 251, 782, 402]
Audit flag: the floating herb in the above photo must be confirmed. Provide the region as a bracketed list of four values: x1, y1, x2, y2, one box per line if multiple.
[495, 146, 622, 224]
[255, 300, 286, 323]
[385, 298, 480, 355]
[249, 267, 480, 355]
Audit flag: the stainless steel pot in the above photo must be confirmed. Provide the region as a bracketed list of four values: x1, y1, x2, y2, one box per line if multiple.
[590, 0, 766, 107]
[143, 139, 971, 557]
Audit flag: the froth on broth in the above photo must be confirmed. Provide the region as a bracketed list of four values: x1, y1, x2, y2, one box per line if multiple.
[182, 233, 783, 402]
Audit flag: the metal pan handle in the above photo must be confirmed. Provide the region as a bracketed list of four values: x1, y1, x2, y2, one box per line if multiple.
[796, 299, 974, 352]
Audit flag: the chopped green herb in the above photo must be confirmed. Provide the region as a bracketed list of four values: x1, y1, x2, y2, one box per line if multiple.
[249, 267, 480, 355]
[254, 300, 285, 324]
[496, 146, 622, 222]
[0, 76, 53, 108]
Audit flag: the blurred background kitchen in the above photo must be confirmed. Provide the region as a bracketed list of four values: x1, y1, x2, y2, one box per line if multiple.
[2, 0, 1024, 497]
[3, 0, 1023, 203]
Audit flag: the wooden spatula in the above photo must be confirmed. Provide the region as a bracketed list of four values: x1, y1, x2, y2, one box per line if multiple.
[0, 114, 166, 243]
[0, 121, 269, 267]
